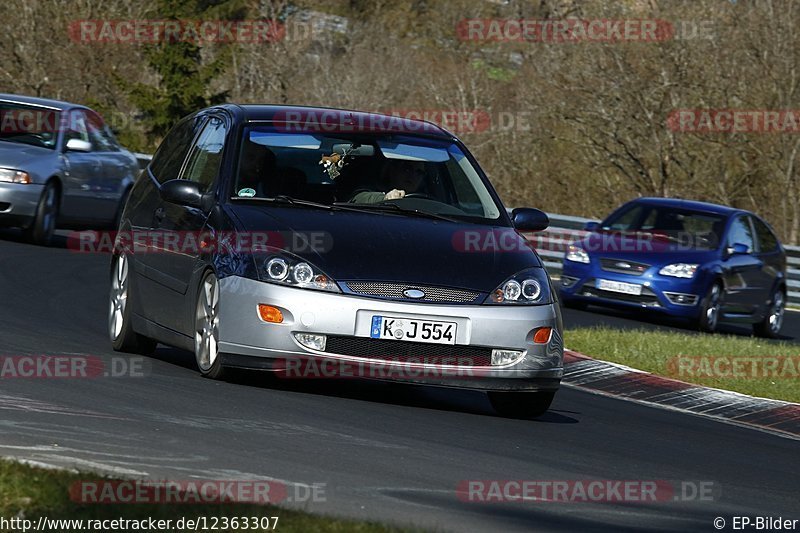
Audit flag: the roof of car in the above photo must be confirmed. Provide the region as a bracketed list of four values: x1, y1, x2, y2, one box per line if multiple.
[226, 104, 454, 139]
[0, 93, 87, 111]
[634, 197, 742, 216]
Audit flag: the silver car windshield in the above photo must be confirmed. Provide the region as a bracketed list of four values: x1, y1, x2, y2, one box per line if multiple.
[233, 128, 503, 222]
[0, 102, 60, 150]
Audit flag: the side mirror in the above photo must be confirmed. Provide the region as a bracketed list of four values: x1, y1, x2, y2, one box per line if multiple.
[511, 208, 549, 232]
[727, 242, 750, 256]
[66, 138, 92, 152]
[584, 221, 600, 232]
[160, 179, 203, 208]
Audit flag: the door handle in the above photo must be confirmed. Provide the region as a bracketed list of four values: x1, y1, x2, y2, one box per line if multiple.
[154, 207, 166, 225]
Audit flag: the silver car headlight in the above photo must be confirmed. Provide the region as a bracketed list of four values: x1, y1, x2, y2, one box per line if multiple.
[658, 263, 699, 279]
[257, 253, 340, 293]
[565, 244, 590, 264]
[0, 168, 32, 184]
[484, 267, 552, 305]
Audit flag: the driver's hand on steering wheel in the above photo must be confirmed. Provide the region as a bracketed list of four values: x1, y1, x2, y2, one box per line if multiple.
[384, 189, 406, 200]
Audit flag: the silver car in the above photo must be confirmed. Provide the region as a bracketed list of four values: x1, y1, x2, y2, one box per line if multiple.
[110, 104, 564, 418]
[0, 94, 140, 244]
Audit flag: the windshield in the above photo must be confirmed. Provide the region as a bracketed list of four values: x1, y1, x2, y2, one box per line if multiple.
[232, 127, 503, 223]
[0, 102, 60, 149]
[601, 203, 726, 250]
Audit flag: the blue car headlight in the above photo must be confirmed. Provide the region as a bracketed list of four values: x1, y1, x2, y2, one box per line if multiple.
[565, 244, 590, 264]
[658, 263, 699, 279]
[255, 252, 340, 293]
[484, 267, 552, 305]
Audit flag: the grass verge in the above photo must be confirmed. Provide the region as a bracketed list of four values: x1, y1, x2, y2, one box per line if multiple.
[0, 459, 405, 532]
[565, 327, 800, 403]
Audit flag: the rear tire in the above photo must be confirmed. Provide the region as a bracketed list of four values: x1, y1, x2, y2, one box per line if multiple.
[109, 253, 157, 355]
[24, 182, 58, 246]
[488, 391, 555, 419]
[754, 289, 785, 338]
[698, 282, 722, 333]
[195, 272, 226, 380]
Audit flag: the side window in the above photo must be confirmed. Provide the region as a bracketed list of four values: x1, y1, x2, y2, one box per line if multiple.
[85, 111, 113, 152]
[727, 215, 755, 253]
[149, 116, 205, 184]
[64, 110, 91, 147]
[752, 217, 779, 253]
[181, 117, 227, 193]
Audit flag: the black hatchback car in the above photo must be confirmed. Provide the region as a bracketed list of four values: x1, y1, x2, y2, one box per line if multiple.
[109, 104, 564, 418]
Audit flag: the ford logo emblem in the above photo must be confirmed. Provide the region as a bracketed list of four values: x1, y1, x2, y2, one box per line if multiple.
[616, 262, 631, 269]
[403, 289, 425, 299]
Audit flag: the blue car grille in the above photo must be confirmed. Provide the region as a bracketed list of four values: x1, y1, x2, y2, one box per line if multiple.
[599, 258, 650, 276]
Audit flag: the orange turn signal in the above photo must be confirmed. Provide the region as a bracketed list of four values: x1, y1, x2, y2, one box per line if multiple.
[258, 304, 283, 323]
[533, 327, 552, 344]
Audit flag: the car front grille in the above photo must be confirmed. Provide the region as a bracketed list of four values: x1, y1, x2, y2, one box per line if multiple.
[343, 281, 482, 304]
[324, 336, 493, 366]
[578, 278, 661, 306]
[599, 258, 650, 276]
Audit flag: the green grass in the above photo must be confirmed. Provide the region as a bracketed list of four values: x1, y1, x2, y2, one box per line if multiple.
[0, 460, 407, 533]
[565, 327, 800, 403]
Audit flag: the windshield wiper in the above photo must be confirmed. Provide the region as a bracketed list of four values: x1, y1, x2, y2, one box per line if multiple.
[231, 195, 334, 210]
[333, 202, 459, 223]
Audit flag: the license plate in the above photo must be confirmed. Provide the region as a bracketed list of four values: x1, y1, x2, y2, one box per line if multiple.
[595, 279, 643, 295]
[370, 316, 456, 344]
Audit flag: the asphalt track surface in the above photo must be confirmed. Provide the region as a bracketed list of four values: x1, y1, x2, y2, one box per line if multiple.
[0, 230, 798, 532]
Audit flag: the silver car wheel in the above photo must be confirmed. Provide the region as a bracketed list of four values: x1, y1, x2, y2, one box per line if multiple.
[195, 274, 220, 371]
[769, 291, 785, 334]
[109, 254, 128, 341]
[41, 185, 57, 236]
[706, 284, 721, 330]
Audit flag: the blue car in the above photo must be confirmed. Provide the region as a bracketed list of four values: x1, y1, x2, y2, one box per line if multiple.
[560, 197, 787, 337]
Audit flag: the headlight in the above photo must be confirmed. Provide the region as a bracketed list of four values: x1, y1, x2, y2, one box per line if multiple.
[485, 267, 552, 305]
[659, 263, 699, 279]
[259, 253, 339, 292]
[0, 168, 32, 184]
[565, 244, 590, 264]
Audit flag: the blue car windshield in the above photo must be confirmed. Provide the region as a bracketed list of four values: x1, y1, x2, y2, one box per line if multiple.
[601, 204, 726, 250]
[232, 127, 503, 222]
[0, 102, 60, 150]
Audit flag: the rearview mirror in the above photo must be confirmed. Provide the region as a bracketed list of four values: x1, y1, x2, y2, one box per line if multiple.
[511, 208, 549, 232]
[160, 179, 203, 208]
[727, 242, 750, 256]
[584, 221, 600, 232]
[65, 138, 92, 152]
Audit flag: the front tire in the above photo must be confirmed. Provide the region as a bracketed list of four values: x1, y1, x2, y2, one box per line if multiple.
[754, 289, 785, 338]
[109, 253, 157, 355]
[698, 282, 722, 333]
[195, 272, 225, 380]
[24, 182, 58, 246]
[488, 391, 555, 419]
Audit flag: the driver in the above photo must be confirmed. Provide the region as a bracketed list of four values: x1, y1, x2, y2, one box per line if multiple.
[350, 159, 426, 203]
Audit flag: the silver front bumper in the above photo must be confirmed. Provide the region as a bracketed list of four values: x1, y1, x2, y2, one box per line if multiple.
[216, 276, 563, 391]
[0, 182, 43, 223]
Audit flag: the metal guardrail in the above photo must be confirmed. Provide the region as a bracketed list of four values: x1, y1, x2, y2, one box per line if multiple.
[134, 153, 152, 170]
[531, 212, 800, 307]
